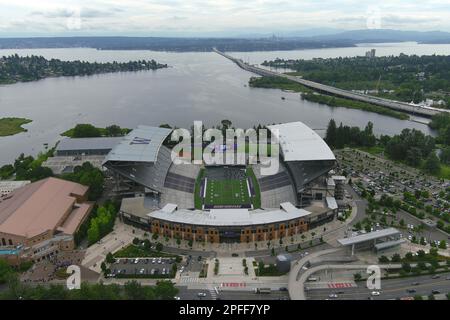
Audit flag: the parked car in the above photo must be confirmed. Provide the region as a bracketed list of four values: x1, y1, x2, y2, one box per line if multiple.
[152, 258, 156, 264]
[432, 290, 440, 294]
[406, 289, 416, 293]
[328, 293, 338, 299]
[371, 291, 380, 296]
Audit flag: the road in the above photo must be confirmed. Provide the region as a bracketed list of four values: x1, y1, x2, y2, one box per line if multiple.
[176, 286, 290, 300]
[214, 48, 450, 118]
[306, 272, 450, 300]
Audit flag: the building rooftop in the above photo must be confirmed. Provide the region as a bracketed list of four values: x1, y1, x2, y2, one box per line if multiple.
[338, 228, 400, 246]
[57, 137, 122, 152]
[0, 177, 89, 239]
[103, 125, 172, 163]
[267, 122, 336, 162]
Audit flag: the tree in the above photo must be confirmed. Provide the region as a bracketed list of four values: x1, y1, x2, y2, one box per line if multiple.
[105, 252, 115, 264]
[325, 119, 337, 149]
[220, 119, 232, 130]
[154, 280, 179, 300]
[105, 125, 123, 137]
[152, 233, 159, 241]
[72, 124, 101, 138]
[156, 242, 163, 252]
[391, 253, 401, 263]
[424, 152, 441, 175]
[0, 164, 15, 179]
[0, 259, 17, 285]
[378, 255, 389, 263]
[353, 273, 362, 281]
[402, 262, 412, 273]
[87, 220, 100, 245]
[439, 240, 447, 249]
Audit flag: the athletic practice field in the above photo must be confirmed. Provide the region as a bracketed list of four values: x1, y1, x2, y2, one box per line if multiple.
[204, 178, 250, 206]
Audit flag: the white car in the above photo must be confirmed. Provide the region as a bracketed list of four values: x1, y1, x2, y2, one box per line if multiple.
[328, 293, 338, 299]
[162, 268, 166, 274]
[158, 258, 162, 264]
[197, 292, 207, 297]
[134, 259, 139, 264]
[174, 296, 181, 300]
[371, 291, 380, 296]
[139, 268, 145, 274]
[152, 258, 156, 264]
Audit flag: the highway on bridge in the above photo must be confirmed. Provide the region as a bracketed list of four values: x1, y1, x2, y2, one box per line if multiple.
[214, 48, 450, 118]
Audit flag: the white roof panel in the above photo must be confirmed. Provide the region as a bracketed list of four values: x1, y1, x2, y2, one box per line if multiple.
[147, 202, 311, 227]
[268, 122, 335, 162]
[104, 126, 172, 163]
[326, 197, 338, 210]
[338, 228, 400, 246]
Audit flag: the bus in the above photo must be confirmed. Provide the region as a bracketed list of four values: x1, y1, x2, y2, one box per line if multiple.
[254, 288, 271, 294]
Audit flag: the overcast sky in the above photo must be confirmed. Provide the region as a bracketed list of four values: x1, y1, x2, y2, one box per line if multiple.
[1, 0, 450, 37]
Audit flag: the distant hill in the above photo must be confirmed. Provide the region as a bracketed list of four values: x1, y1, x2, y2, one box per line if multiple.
[312, 29, 450, 43]
[0, 29, 449, 52]
[0, 36, 356, 52]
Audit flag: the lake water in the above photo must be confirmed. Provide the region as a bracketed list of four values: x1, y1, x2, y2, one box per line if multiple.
[1, 42, 449, 165]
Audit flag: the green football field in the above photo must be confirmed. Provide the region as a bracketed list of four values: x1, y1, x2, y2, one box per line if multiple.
[204, 179, 250, 206]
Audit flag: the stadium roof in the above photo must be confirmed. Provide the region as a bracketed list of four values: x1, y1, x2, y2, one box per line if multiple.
[103, 125, 172, 163]
[338, 228, 401, 246]
[146, 202, 311, 227]
[57, 137, 122, 152]
[267, 122, 336, 162]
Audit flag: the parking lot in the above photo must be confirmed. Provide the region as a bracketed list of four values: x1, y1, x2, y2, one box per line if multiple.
[336, 148, 450, 244]
[111, 257, 176, 277]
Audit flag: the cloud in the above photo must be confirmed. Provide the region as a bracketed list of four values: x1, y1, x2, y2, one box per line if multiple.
[0, 0, 449, 36]
[30, 7, 122, 19]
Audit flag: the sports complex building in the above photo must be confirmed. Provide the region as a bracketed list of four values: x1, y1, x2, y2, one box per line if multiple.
[103, 122, 344, 244]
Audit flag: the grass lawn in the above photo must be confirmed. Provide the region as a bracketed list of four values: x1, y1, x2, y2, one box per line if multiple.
[357, 145, 385, 155]
[204, 178, 250, 206]
[257, 264, 287, 277]
[439, 164, 450, 180]
[0, 117, 32, 136]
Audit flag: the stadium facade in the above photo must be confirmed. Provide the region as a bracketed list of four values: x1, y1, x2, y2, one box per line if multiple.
[104, 122, 343, 244]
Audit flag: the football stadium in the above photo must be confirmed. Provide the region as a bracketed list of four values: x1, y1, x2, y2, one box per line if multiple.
[104, 122, 344, 244]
